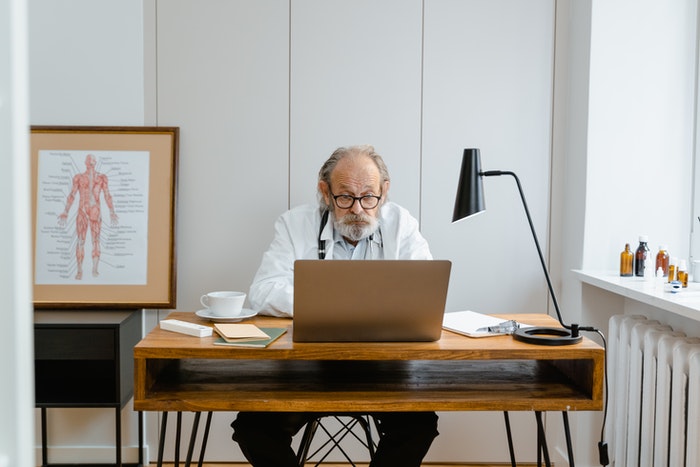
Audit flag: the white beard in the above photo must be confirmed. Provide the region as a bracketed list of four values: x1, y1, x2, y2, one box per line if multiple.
[333, 212, 379, 243]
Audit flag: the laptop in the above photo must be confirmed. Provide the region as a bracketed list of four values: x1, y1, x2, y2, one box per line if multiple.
[292, 259, 451, 342]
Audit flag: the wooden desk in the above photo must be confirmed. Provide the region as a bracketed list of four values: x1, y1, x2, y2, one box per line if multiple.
[134, 312, 603, 414]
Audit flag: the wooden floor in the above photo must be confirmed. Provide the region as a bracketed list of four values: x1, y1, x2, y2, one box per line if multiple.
[154, 464, 533, 466]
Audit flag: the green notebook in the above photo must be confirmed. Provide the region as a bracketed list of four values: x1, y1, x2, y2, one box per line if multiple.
[213, 327, 287, 348]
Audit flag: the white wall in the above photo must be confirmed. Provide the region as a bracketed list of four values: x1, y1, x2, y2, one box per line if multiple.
[555, 0, 699, 465]
[28, 0, 145, 126]
[583, 0, 697, 270]
[1, 0, 35, 466]
[27, 0, 146, 464]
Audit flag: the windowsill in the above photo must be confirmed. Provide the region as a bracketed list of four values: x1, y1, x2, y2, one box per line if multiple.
[574, 270, 700, 323]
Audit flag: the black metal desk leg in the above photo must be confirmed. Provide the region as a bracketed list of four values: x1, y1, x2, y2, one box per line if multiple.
[503, 412, 517, 467]
[157, 412, 168, 467]
[174, 412, 183, 467]
[184, 412, 202, 467]
[197, 412, 213, 467]
[534, 411, 551, 467]
[562, 411, 575, 467]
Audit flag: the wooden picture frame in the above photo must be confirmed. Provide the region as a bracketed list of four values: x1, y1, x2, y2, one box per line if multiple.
[30, 126, 179, 309]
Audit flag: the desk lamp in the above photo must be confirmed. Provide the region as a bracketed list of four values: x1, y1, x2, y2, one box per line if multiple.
[453, 148, 582, 345]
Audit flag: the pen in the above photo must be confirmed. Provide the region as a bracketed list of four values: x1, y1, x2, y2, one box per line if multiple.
[476, 320, 520, 334]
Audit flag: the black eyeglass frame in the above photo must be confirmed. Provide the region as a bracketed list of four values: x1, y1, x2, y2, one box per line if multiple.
[329, 190, 382, 210]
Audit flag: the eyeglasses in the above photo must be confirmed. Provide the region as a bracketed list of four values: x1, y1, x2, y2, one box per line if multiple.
[330, 191, 382, 210]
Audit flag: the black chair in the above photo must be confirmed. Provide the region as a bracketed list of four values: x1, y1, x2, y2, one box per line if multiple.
[156, 411, 213, 467]
[296, 414, 380, 467]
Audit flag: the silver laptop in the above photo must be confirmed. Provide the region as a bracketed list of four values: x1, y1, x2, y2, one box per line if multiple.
[293, 259, 451, 342]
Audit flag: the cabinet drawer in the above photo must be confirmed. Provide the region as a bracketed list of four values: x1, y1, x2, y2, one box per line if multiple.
[35, 328, 115, 360]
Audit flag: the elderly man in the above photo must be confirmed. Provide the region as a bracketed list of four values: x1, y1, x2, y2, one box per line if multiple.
[232, 145, 438, 467]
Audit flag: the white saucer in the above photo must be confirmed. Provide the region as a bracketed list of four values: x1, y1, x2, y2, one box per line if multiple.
[195, 308, 257, 323]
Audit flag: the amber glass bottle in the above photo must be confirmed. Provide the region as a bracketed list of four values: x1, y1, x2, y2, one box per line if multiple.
[678, 259, 689, 288]
[655, 245, 669, 277]
[668, 257, 678, 283]
[634, 236, 650, 277]
[620, 244, 634, 277]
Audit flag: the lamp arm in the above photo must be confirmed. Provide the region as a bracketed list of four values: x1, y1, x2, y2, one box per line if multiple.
[481, 170, 569, 329]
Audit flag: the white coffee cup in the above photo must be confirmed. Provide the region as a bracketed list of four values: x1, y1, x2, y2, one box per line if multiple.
[200, 291, 246, 317]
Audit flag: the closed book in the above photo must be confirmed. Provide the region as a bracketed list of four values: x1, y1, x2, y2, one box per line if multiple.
[214, 323, 270, 343]
[213, 327, 287, 348]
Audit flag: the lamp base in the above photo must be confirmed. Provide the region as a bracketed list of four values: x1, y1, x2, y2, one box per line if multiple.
[513, 327, 582, 346]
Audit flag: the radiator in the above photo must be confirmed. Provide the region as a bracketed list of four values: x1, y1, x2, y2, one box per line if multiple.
[607, 315, 700, 467]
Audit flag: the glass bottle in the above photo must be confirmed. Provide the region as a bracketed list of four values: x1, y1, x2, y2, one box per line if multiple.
[678, 259, 689, 288]
[655, 245, 669, 277]
[634, 235, 650, 277]
[620, 244, 634, 277]
[668, 257, 678, 283]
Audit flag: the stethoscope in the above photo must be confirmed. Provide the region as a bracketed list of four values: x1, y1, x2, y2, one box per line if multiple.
[317, 210, 382, 259]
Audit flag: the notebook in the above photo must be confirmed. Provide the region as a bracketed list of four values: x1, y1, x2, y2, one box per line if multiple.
[292, 259, 451, 342]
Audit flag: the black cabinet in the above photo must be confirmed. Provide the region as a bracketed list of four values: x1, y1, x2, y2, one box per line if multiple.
[34, 310, 143, 467]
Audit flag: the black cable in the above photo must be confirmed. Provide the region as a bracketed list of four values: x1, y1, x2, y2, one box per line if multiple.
[579, 327, 610, 466]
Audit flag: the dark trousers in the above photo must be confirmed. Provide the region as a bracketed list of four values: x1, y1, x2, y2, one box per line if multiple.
[231, 411, 439, 467]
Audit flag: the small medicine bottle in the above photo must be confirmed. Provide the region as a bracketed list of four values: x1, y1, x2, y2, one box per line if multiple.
[634, 235, 650, 277]
[678, 260, 689, 288]
[668, 257, 678, 283]
[620, 244, 634, 277]
[656, 245, 669, 276]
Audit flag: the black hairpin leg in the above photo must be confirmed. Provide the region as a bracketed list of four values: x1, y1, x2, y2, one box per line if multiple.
[535, 411, 551, 467]
[157, 412, 168, 467]
[174, 412, 183, 467]
[562, 411, 575, 467]
[139, 411, 145, 466]
[197, 412, 213, 467]
[184, 412, 202, 466]
[503, 412, 517, 467]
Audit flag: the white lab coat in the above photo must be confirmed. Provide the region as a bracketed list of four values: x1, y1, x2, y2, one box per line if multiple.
[249, 202, 432, 317]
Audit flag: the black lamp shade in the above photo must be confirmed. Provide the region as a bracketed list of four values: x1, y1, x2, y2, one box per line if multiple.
[453, 148, 485, 222]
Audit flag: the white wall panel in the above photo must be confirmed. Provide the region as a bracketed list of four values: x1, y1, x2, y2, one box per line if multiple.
[420, 3, 555, 462]
[28, 1, 146, 463]
[154, 2, 289, 460]
[28, 0, 144, 125]
[289, 0, 424, 212]
[422, 0, 556, 317]
[156, 0, 290, 313]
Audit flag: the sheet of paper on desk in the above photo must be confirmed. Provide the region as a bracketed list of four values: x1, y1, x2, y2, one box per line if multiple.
[442, 310, 528, 338]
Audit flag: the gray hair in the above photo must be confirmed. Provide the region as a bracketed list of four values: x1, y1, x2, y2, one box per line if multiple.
[318, 144, 390, 186]
[317, 145, 390, 210]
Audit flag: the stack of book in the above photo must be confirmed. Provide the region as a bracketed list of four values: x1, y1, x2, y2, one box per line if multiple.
[212, 323, 286, 348]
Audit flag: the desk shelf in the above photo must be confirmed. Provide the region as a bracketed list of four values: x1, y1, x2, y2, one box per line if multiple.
[140, 359, 599, 413]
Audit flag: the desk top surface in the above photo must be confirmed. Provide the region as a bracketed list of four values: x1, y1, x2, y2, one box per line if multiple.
[135, 312, 604, 361]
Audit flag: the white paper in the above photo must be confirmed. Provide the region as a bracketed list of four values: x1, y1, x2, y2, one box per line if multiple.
[34, 150, 150, 284]
[442, 310, 528, 338]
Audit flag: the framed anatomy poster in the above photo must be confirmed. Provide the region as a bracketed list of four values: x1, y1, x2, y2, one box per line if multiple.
[30, 126, 179, 309]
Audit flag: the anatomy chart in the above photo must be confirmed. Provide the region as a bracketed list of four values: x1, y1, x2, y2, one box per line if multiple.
[35, 150, 150, 285]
